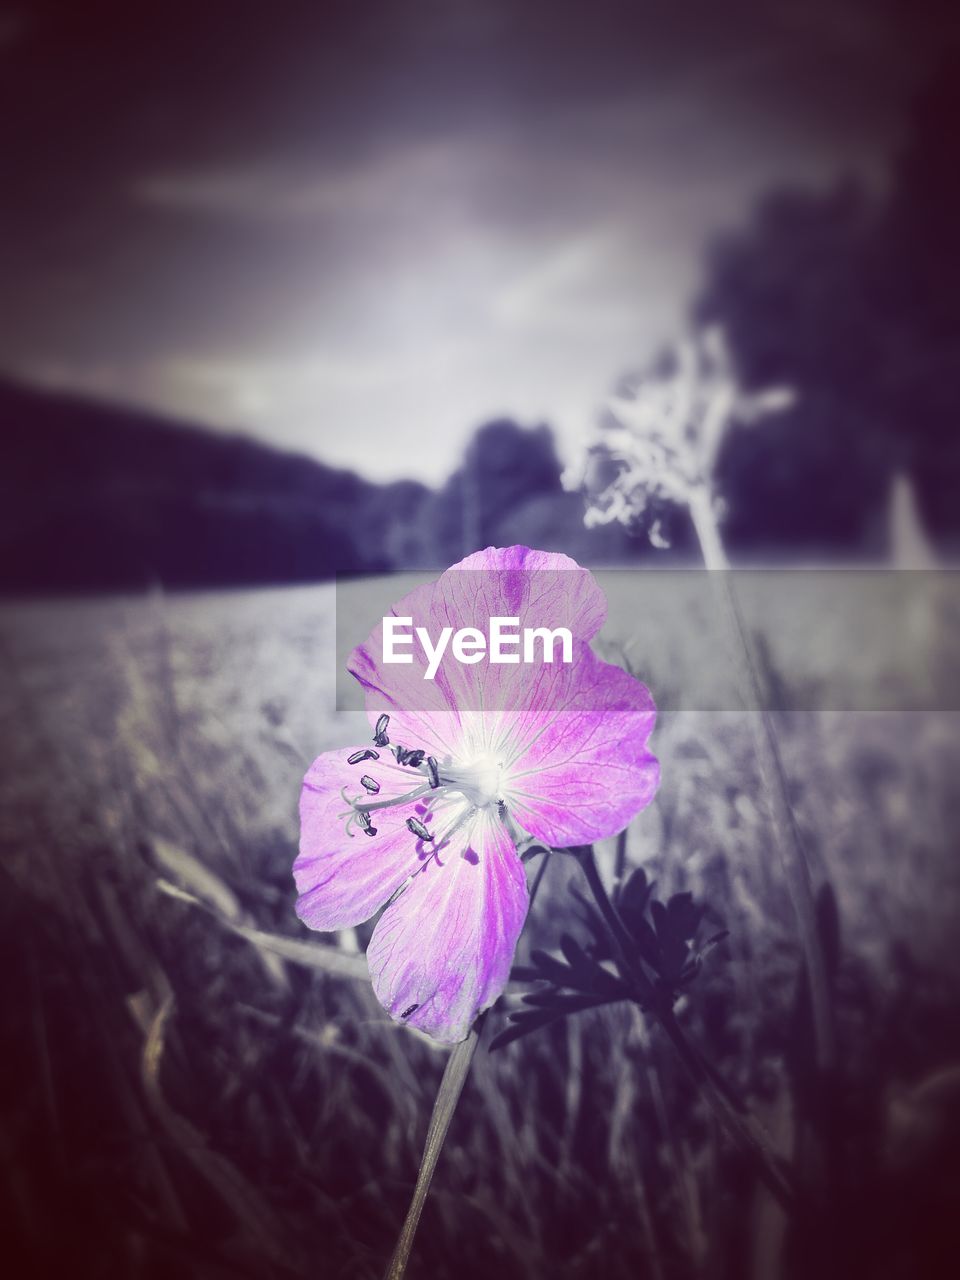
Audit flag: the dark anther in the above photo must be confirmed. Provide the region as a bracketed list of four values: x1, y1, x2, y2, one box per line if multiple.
[363, 825, 378, 837]
[426, 756, 440, 788]
[394, 745, 412, 765]
[360, 775, 380, 794]
[374, 714, 390, 747]
[348, 748, 379, 765]
[405, 749, 425, 768]
[357, 810, 374, 832]
[401, 1003, 419, 1019]
[406, 816, 432, 842]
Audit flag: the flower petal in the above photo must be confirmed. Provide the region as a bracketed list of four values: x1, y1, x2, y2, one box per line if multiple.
[348, 639, 465, 760]
[366, 807, 529, 1043]
[447, 545, 608, 640]
[348, 545, 608, 737]
[500, 648, 659, 847]
[295, 747, 432, 931]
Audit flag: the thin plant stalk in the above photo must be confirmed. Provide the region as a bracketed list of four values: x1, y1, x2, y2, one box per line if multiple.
[687, 486, 836, 1071]
[384, 1024, 482, 1280]
[576, 846, 795, 1212]
[384, 851, 553, 1280]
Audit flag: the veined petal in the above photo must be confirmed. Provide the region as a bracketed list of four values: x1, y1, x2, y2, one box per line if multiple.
[348, 546, 607, 734]
[446, 545, 607, 640]
[366, 807, 529, 1043]
[500, 649, 659, 847]
[348, 641, 465, 760]
[295, 748, 431, 931]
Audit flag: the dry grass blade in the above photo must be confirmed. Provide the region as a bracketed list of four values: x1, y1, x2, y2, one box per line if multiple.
[384, 1026, 481, 1280]
[138, 979, 296, 1271]
[156, 877, 369, 981]
[150, 834, 289, 989]
[151, 833, 244, 921]
[232, 923, 370, 980]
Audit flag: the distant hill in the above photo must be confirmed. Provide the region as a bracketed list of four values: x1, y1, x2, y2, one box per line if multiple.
[0, 379, 430, 592]
[0, 384, 656, 593]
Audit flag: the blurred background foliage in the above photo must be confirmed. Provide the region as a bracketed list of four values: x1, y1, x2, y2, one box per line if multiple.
[3, 53, 959, 591]
[2, 589, 958, 1277]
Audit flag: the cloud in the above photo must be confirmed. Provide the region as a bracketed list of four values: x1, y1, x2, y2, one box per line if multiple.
[5, 0, 934, 490]
[135, 163, 391, 223]
[132, 136, 494, 224]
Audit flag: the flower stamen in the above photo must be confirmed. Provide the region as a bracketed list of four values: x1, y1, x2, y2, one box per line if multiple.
[357, 810, 377, 836]
[357, 783, 432, 814]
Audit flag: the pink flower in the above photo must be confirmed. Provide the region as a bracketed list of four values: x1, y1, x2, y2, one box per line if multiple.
[294, 547, 658, 1042]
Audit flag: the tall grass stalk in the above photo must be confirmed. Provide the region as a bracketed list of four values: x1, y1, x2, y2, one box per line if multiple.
[688, 487, 836, 1071]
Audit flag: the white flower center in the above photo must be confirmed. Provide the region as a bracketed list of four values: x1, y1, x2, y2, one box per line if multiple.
[443, 752, 503, 808]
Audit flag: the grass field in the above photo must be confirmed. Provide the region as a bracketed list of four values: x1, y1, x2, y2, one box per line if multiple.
[2, 578, 959, 1279]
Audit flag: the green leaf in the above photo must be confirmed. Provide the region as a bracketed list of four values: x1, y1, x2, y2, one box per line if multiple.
[490, 993, 622, 1051]
[666, 891, 705, 940]
[509, 963, 543, 983]
[559, 932, 593, 975]
[489, 1008, 570, 1050]
[528, 947, 576, 986]
[619, 866, 654, 916]
[156, 877, 368, 981]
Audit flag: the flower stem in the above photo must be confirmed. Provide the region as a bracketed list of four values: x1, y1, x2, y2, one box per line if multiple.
[576, 845, 796, 1212]
[687, 486, 836, 1072]
[384, 1019, 483, 1280]
[384, 849, 554, 1280]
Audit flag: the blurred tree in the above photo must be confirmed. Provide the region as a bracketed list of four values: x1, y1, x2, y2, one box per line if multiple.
[424, 419, 565, 560]
[875, 48, 960, 538]
[693, 50, 960, 553]
[695, 182, 889, 554]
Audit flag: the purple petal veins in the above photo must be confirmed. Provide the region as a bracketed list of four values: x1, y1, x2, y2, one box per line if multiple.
[368, 808, 529, 1043]
[294, 546, 659, 1042]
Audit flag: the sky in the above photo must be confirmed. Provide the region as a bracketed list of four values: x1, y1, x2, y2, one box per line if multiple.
[0, 0, 954, 483]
